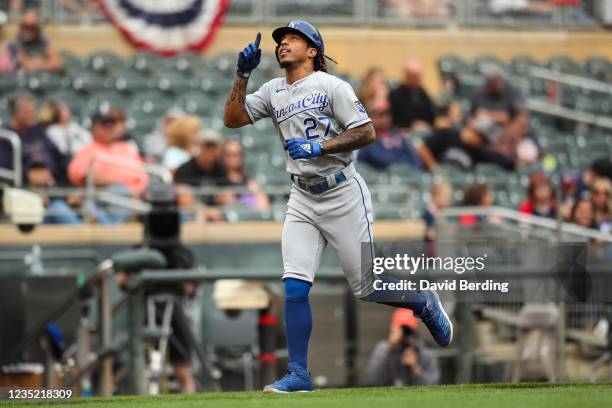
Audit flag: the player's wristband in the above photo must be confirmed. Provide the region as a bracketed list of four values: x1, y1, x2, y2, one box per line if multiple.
[236, 69, 251, 78]
[316, 142, 324, 155]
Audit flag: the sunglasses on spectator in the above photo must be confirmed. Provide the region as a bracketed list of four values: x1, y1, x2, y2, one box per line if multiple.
[97, 118, 118, 126]
[593, 189, 609, 196]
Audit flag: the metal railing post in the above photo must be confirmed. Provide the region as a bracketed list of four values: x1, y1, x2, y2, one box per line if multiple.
[97, 260, 114, 397]
[0, 129, 22, 187]
[127, 284, 146, 395]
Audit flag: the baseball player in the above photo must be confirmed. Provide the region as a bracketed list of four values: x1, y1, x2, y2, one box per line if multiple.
[223, 21, 452, 393]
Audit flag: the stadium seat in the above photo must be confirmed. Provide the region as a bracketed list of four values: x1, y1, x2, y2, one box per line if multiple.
[60, 50, 84, 74]
[547, 56, 582, 75]
[112, 74, 152, 94]
[131, 91, 176, 115]
[130, 51, 168, 74]
[0, 74, 19, 95]
[88, 91, 131, 112]
[583, 57, 611, 82]
[151, 72, 193, 95]
[473, 54, 507, 75]
[86, 50, 128, 74]
[23, 73, 66, 95]
[437, 54, 471, 77]
[70, 73, 112, 93]
[44, 90, 82, 115]
[177, 92, 215, 115]
[510, 55, 540, 76]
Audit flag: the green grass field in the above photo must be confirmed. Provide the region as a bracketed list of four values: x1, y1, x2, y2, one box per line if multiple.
[5, 383, 612, 408]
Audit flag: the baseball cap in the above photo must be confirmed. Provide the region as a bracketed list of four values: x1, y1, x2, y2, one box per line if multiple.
[390, 309, 418, 329]
[482, 63, 506, 81]
[197, 129, 221, 145]
[91, 107, 119, 125]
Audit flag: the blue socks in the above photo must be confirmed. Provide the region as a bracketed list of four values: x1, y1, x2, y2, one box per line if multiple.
[284, 278, 312, 370]
[362, 274, 426, 315]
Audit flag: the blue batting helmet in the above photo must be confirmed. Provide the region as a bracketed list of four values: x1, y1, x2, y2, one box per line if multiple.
[272, 20, 325, 56]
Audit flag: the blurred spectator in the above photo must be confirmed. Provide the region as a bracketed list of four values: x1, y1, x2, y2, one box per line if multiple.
[471, 64, 525, 128]
[9, 10, 62, 74]
[174, 129, 225, 187]
[519, 171, 557, 219]
[39, 100, 92, 156]
[163, 115, 201, 173]
[365, 309, 440, 386]
[68, 109, 148, 195]
[384, 0, 451, 18]
[174, 130, 226, 222]
[108, 107, 144, 156]
[459, 182, 494, 225]
[0, 11, 15, 73]
[496, 113, 540, 168]
[358, 99, 422, 171]
[26, 160, 80, 224]
[357, 67, 389, 112]
[217, 139, 270, 211]
[417, 112, 514, 171]
[591, 177, 611, 233]
[0, 93, 68, 183]
[569, 195, 595, 229]
[434, 98, 463, 130]
[422, 181, 453, 242]
[560, 174, 577, 221]
[389, 59, 435, 131]
[575, 158, 612, 198]
[144, 107, 185, 163]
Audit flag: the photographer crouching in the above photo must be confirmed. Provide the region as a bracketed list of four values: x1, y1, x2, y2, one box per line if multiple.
[365, 309, 440, 386]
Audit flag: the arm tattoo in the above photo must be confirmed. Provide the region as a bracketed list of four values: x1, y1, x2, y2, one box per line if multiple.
[320, 123, 375, 155]
[225, 76, 248, 107]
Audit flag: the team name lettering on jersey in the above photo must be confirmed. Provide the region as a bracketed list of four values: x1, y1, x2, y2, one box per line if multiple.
[274, 92, 330, 122]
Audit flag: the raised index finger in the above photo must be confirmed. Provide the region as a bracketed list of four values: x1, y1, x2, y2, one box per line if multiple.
[254, 32, 261, 49]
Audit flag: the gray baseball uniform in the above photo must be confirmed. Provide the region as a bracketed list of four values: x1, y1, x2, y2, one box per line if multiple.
[245, 71, 376, 298]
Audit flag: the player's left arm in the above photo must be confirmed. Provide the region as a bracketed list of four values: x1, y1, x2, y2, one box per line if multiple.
[319, 122, 375, 154]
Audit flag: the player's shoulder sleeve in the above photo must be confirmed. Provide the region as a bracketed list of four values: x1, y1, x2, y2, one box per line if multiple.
[326, 74, 371, 130]
[245, 78, 278, 123]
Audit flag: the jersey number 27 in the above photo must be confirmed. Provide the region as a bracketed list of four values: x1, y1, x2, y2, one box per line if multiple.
[304, 116, 332, 140]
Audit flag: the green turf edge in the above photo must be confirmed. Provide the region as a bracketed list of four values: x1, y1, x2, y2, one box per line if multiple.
[2, 382, 611, 406]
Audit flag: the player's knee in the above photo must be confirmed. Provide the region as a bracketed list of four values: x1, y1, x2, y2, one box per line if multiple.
[284, 278, 312, 300]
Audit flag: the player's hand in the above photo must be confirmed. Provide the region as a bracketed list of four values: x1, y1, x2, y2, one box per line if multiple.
[285, 138, 323, 160]
[237, 32, 262, 78]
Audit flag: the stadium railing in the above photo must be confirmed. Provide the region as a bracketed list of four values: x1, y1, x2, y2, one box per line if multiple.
[0, 129, 22, 187]
[436, 206, 611, 381]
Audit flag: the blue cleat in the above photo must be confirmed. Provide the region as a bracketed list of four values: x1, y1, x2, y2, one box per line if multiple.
[263, 362, 313, 393]
[415, 290, 453, 347]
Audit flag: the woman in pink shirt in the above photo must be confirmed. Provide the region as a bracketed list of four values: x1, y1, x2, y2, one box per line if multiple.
[68, 110, 149, 223]
[68, 110, 149, 195]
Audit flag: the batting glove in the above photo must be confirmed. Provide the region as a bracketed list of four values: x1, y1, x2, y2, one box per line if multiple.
[237, 32, 262, 78]
[285, 138, 323, 160]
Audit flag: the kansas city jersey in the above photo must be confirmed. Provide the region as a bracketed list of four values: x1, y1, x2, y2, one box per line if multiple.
[245, 71, 371, 178]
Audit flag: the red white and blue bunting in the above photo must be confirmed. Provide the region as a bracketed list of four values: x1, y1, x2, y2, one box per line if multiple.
[98, 0, 229, 56]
